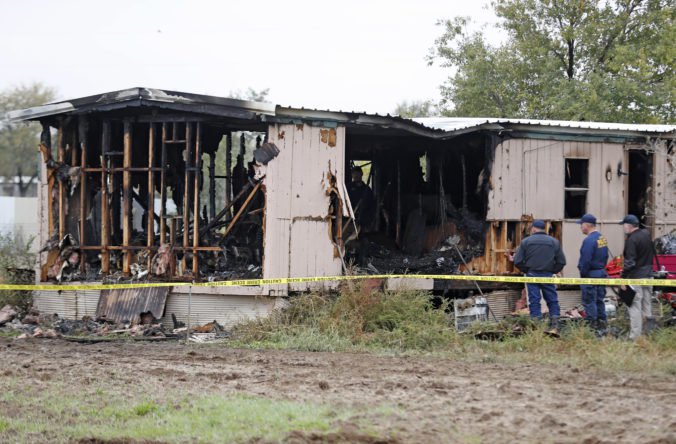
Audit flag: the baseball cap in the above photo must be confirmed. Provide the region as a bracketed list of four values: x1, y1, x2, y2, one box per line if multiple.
[576, 214, 597, 225]
[532, 220, 546, 229]
[619, 214, 640, 225]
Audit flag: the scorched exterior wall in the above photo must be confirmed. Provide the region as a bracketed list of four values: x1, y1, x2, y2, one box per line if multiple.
[487, 137, 674, 277]
[262, 123, 345, 295]
[653, 139, 676, 238]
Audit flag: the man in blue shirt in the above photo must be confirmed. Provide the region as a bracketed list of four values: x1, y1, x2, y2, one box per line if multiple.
[577, 214, 609, 335]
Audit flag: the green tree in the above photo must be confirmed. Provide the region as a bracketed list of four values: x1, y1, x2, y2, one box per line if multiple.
[394, 100, 439, 118]
[0, 83, 57, 195]
[429, 0, 675, 123]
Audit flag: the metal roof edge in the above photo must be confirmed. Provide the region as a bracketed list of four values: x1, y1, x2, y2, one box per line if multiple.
[275, 106, 445, 138]
[6, 102, 76, 122]
[413, 117, 676, 139]
[6, 88, 674, 140]
[5, 87, 276, 123]
[504, 124, 675, 141]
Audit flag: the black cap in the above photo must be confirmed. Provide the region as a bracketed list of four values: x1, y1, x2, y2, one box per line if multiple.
[619, 214, 639, 225]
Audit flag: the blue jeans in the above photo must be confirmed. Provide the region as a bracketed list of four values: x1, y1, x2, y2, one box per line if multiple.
[526, 271, 560, 319]
[581, 269, 607, 322]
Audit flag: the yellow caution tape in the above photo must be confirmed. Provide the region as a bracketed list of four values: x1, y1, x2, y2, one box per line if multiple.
[0, 274, 673, 291]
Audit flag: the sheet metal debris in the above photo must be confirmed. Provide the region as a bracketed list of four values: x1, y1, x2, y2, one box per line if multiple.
[253, 142, 280, 165]
[96, 287, 169, 324]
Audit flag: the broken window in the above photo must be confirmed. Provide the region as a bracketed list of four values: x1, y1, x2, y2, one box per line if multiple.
[564, 158, 588, 219]
[38, 115, 270, 283]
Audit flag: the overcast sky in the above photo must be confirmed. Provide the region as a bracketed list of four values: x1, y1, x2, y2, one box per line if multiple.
[1, 0, 502, 114]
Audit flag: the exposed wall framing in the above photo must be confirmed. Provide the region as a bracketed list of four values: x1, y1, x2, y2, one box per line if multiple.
[39, 114, 268, 283]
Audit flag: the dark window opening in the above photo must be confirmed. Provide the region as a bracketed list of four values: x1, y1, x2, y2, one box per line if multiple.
[565, 158, 588, 188]
[564, 190, 587, 219]
[564, 158, 588, 219]
[627, 150, 653, 225]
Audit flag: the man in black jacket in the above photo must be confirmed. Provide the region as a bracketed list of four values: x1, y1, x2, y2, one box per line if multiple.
[512, 220, 567, 330]
[347, 166, 375, 265]
[620, 214, 655, 341]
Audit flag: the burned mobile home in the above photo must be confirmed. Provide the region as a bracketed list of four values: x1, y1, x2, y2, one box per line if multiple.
[7, 88, 676, 326]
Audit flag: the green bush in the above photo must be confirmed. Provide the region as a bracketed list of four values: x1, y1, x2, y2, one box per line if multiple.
[0, 231, 35, 315]
[233, 283, 456, 352]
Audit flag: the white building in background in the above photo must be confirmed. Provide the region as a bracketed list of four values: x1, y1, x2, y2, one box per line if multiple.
[0, 176, 39, 251]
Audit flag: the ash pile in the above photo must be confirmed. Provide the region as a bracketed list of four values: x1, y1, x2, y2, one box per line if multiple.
[1, 305, 170, 340]
[38, 178, 265, 284]
[348, 207, 486, 275]
[0, 304, 228, 342]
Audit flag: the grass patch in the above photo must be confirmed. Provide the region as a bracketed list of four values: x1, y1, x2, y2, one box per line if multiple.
[131, 400, 159, 417]
[465, 323, 676, 373]
[82, 395, 335, 442]
[231, 284, 676, 376]
[0, 384, 372, 443]
[232, 283, 456, 353]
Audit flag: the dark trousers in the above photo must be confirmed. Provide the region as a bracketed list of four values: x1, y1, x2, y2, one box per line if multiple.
[581, 269, 607, 322]
[526, 271, 560, 319]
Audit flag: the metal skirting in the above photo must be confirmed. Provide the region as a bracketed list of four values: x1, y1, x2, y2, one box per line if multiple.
[485, 290, 522, 320]
[33, 286, 277, 328]
[161, 292, 277, 330]
[34, 286, 278, 329]
[386, 278, 434, 291]
[558, 290, 583, 312]
[484, 289, 582, 319]
[33, 288, 101, 319]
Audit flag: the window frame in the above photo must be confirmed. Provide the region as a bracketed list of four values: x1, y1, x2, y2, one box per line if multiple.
[563, 157, 589, 220]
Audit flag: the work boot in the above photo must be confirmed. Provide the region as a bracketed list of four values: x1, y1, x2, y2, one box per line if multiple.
[644, 317, 657, 335]
[545, 316, 560, 337]
[595, 320, 608, 338]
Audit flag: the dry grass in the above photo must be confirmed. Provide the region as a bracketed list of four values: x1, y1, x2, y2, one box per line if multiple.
[232, 282, 456, 352]
[231, 284, 676, 376]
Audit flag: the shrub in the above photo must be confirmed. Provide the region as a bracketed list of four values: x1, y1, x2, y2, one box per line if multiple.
[0, 231, 35, 315]
[233, 282, 456, 352]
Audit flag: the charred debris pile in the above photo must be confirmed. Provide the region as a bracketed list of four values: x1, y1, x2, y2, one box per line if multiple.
[0, 304, 228, 342]
[343, 133, 496, 276]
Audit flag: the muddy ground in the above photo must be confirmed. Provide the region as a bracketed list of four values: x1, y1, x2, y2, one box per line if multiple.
[1, 338, 675, 443]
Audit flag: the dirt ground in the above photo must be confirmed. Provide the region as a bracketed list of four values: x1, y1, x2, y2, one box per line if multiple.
[1, 338, 675, 444]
